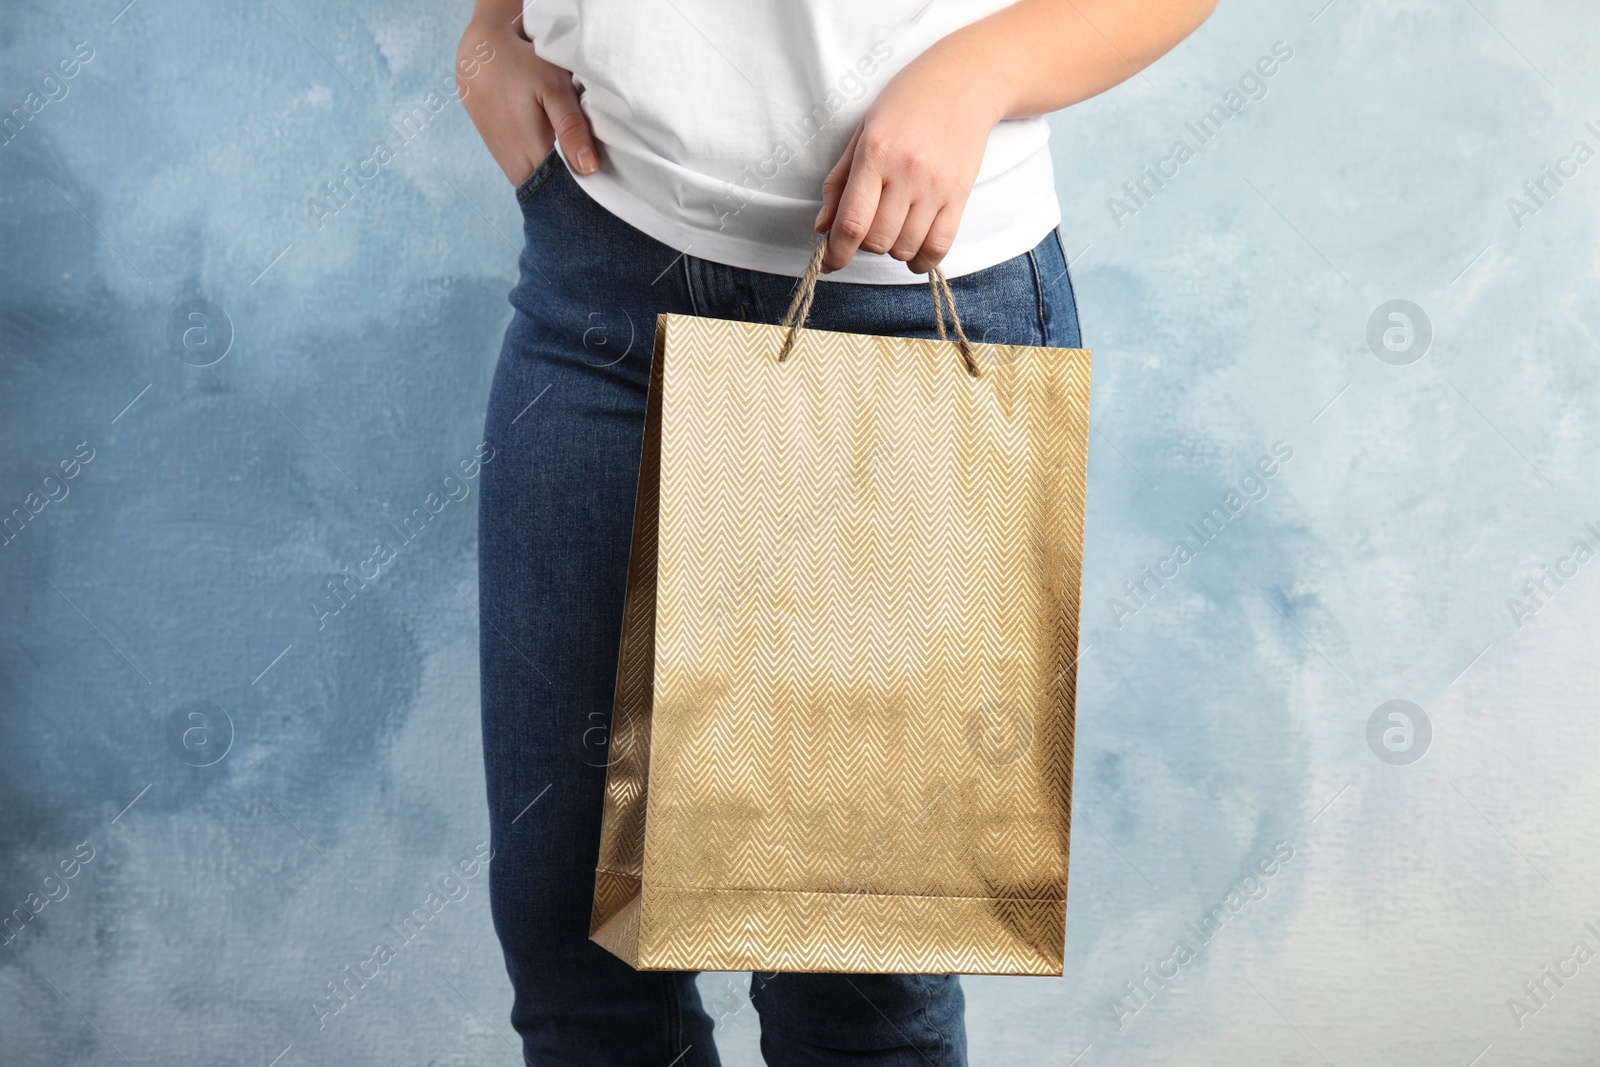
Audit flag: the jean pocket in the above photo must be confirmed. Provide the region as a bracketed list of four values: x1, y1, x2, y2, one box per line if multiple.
[943, 251, 1045, 353]
[515, 147, 560, 204]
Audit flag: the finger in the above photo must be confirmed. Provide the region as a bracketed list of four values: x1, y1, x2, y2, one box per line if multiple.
[823, 154, 884, 273]
[506, 105, 556, 185]
[502, 149, 537, 187]
[889, 198, 939, 267]
[907, 201, 964, 276]
[470, 75, 551, 185]
[815, 123, 862, 233]
[541, 76, 599, 174]
[858, 180, 913, 258]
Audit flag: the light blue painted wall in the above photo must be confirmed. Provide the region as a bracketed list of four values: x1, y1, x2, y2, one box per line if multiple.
[3, 1, 1597, 1064]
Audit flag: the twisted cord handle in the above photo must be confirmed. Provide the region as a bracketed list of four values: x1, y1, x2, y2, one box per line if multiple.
[776, 237, 981, 377]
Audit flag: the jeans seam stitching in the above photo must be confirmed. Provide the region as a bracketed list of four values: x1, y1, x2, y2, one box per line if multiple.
[920, 988, 950, 1066]
[662, 971, 684, 1059]
[1054, 227, 1083, 346]
[1026, 246, 1050, 346]
[683, 255, 702, 316]
[515, 151, 559, 203]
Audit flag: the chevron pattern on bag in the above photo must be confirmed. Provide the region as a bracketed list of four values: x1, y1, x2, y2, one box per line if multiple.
[592, 312, 1091, 976]
[591, 326, 669, 939]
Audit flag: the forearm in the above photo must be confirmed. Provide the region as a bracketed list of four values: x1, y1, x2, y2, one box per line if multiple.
[926, 0, 1218, 123]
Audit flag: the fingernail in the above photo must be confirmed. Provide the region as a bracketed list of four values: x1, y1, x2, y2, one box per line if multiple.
[577, 146, 597, 174]
[813, 205, 826, 231]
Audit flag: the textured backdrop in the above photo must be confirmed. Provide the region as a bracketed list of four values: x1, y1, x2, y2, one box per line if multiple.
[3, 0, 1598, 1064]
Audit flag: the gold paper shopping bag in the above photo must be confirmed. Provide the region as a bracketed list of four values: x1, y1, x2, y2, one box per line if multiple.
[590, 240, 1092, 975]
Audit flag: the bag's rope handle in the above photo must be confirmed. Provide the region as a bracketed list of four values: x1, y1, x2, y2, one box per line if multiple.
[776, 236, 981, 377]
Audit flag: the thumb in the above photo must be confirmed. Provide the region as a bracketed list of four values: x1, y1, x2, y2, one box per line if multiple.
[542, 76, 599, 174]
[814, 122, 862, 233]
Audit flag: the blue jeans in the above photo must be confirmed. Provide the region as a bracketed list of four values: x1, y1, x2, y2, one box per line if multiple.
[477, 150, 1080, 1067]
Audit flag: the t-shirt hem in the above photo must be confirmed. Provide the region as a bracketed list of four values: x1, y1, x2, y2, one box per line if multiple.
[554, 143, 1062, 286]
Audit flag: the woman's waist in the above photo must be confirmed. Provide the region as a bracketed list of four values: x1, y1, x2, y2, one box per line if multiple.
[552, 123, 1061, 283]
[581, 105, 1054, 212]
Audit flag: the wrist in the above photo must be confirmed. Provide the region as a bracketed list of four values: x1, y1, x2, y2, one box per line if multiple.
[461, 13, 527, 55]
[908, 29, 1014, 128]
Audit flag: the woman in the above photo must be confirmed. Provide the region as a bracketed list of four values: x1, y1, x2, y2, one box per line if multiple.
[460, 1, 1213, 1063]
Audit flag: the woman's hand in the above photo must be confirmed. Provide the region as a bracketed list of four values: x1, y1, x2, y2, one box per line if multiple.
[813, 49, 999, 276]
[813, 0, 1217, 274]
[457, 12, 599, 186]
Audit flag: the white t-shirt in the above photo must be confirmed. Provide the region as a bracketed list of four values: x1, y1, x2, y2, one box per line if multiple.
[521, 0, 1060, 284]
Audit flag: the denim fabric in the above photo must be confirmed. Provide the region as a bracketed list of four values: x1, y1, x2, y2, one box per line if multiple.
[477, 150, 1080, 1067]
